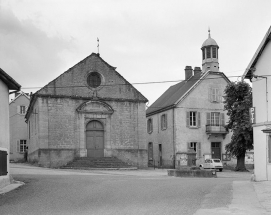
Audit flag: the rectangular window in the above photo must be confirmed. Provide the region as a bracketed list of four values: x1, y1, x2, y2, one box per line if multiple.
[188, 142, 201, 158]
[209, 88, 221, 103]
[147, 118, 153, 133]
[212, 47, 216, 58]
[202, 50, 205, 60]
[189, 142, 197, 151]
[17, 140, 27, 153]
[211, 112, 220, 126]
[206, 47, 211, 58]
[212, 88, 219, 102]
[190, 112, 196, 127]
[161, 114, 167, 130]
[187, 111, 201, 128]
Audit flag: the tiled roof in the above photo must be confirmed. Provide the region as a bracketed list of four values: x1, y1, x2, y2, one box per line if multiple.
[146, 71, 204, 116]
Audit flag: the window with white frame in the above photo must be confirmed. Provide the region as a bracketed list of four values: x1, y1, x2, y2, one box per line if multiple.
[17, 140, 27, 153]
[190, 112, 196, 127]
[161, 114, 167, 130]
[147, 118, 153, 133]
[17, 105, 27, 115]
[186, 111, 201, 128]
[211, 112, 220, 126]
[206, 112, 225, 126]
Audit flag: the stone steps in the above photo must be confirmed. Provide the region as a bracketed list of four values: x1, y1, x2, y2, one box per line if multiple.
[62, 157, 136, 169]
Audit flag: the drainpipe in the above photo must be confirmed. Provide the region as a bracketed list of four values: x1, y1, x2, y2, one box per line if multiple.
[173, 107, 176, 169]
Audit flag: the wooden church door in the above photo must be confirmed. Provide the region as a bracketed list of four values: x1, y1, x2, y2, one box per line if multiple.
[86, 120, 104, 157]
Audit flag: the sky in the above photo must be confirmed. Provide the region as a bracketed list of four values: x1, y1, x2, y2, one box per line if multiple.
[1, 0, 270, 106]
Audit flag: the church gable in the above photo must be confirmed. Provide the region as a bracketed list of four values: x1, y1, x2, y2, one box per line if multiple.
[36, 53, 147, 103]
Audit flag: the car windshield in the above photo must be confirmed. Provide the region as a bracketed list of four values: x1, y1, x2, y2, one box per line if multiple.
[213, 159, 221, 163]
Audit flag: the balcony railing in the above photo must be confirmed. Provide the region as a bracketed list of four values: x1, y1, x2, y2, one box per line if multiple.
[206, 125, 228, 133]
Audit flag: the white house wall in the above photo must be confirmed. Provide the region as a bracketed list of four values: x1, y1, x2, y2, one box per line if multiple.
[0, 79, 10, 188]
[252, 40, 271, 181]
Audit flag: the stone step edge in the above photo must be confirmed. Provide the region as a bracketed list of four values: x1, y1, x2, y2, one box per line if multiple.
[60, 167, 138, 170]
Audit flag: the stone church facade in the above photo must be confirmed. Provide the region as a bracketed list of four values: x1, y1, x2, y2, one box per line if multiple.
[26, 53, 148, 168]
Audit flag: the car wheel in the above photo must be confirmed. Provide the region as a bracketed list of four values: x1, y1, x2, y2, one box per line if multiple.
[219, 169, 223, 172]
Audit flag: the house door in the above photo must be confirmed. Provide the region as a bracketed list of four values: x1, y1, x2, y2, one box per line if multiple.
[211, 142, 221, 159]
[86, 120, 104, 157]
[148, 142, 153, 166]
[159, 144, 162, 167]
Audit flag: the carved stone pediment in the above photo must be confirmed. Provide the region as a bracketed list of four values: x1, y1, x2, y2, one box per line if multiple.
[77, 100, 114, 114]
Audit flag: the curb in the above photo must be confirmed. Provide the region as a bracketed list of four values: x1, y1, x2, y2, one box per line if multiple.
[0, 181, 25, 195]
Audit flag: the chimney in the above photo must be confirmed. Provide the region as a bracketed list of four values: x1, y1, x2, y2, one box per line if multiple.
[194, 67, 202, 76]
[185, 66, 193, 80]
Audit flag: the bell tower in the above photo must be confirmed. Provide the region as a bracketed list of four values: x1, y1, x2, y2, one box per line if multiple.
[201, 29, 219, 73]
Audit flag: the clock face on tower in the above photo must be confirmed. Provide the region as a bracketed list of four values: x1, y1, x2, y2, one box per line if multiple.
[87, 72, 102, 88]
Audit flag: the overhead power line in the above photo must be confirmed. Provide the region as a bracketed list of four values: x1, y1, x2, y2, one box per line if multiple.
[20, 74, 255, 90]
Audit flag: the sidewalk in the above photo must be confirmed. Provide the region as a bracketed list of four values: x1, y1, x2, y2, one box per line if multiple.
[0, 180, 24, 195]
[194, 180, 271, 215]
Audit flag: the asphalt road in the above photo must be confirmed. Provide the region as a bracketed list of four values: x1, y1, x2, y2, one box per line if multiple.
[0, 164, 251, 215]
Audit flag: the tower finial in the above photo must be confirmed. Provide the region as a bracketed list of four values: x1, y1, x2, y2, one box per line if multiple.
[97, 37, 99, 55]
[208, 27, 211, 38]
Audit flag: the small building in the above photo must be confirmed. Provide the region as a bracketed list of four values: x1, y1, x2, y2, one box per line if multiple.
[242, 26, 271, 181]
[0, 68, 21, 188]
[146, 31, 233, 168]
[25, 53, 148, 168]
[9, 92, 30, 162]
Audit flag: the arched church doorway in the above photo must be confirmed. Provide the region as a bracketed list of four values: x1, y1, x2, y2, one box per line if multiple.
[86, 120, 104, 157]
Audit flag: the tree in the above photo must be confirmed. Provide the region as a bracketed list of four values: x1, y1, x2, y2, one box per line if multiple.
[223, 81, 253, 171]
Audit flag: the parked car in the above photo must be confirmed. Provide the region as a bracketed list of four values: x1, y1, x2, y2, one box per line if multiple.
[199, 159, 223, 172]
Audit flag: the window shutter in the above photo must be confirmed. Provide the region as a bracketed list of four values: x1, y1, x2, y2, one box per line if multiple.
[218, 89, 222, 103]
[186, 112, 190, 127]
[17, 106, 20, 114]
[197, 112, 201, 128]
[221, 113, 225, 126]
[197, 142, 201, 158]
[206, 112, 211, 125]
[17, 140, 20, 152]
[208, 88, 212, 102]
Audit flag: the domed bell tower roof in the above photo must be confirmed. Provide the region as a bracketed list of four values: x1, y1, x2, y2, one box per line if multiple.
[201, 29, 219, 73]
[201, 29, 219, 48]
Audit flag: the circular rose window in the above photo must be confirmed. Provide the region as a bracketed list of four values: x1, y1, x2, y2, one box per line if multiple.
[87, 72, 102, 88]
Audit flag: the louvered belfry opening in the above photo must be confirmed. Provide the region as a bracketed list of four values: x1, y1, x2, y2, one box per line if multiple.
[0, 150, 8, 176]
